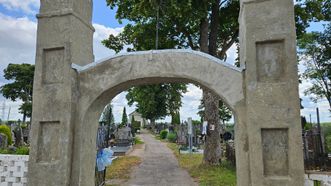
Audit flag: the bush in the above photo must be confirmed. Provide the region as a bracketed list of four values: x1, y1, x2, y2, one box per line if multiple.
[326, 134, 331, 153]
[132, 121, 141, 133]
[0, 148, 11, 154]
[167, 132, 177, 143]
[0, 146, 29, 155]
[160, 130, 168, 139]
[0, 125, 12, 145]
[16, 146, 29, 155]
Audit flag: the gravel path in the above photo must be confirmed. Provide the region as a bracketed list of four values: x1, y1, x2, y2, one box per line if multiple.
[125, 130, 198, 186]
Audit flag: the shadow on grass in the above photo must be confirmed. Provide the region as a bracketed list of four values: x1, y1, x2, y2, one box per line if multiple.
[167, 143, 236, 186]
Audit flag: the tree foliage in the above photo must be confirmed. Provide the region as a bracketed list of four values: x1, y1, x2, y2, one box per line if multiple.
[126, 83, 187, 124]
[100, 103, 115, 126]
[294, 0, 331, 39]
[0, 64, 34, 122]
[103, 0, 239, 165]
[198, 99, 232, 123]
[121, 107, 128, 126]
[0, 125, 12, 145]
[104, 0, 331, 165]
[104, 0, 239, 60]
[171, 111, 180, 125]
[298, 23, 331, 111]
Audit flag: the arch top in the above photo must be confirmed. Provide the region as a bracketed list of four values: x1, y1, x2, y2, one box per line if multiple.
[72, 49, 243, 73]
[74, 48, 244, 112]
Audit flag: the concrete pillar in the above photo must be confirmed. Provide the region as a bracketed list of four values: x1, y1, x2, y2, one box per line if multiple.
[27, 0, 94, 185]
[239, 0, 304, 185]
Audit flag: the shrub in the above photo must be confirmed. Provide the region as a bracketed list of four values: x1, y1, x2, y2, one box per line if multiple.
[132, 121, 141, 132]
[16, 146, 29, 155]
[0, 149, 11, 154]
[167, 132, 177, 143]
[21, 123, 28, 129]
[326, 134, 331, 153]
[160, 130, 168, 139]
[0, 146, 29, 155]
[0, 125, 12, 145]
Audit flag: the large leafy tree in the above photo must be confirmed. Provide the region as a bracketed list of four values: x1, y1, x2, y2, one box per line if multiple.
[198, 99, 232, 124]
[126, 83, 186, 127]
[0, 64, 34, 122]
[171, 111, 180, 125]
[127, 84, 168, 127]
[298, 23, 331, 112]
[294, 0, 331, 39]
[105, 0, 239, 165]
[104, 0, 330, 165]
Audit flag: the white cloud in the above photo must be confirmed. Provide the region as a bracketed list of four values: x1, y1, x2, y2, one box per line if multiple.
[299, 80, 311, 97]
[0, 13, 37, 66]
[1, 12, 329, 125]
[93, 23, 123, 61]
[224, 44, 237, 66]
[0, 14, 37, 120]
[0, 0, 39, 14]
[179, 84, 202, 122]
[93, 23, 122, 40]
[299, 79, 331, 122]
[0, 14, 124, 120]
[0, 99, 22, 121]
[111, 92, 136, 123]
[298, 58, 330, 122]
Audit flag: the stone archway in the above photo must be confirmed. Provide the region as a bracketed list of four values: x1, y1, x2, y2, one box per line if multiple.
[70, 49, 244, 185]
[28, 0, 304, 186]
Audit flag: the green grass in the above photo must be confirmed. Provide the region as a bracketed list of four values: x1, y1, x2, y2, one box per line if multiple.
[134, 136, 144, 144]
[0, 146, 29, 155]
[154, 133, 173, 143]
[105, 156, 141, 180]
[154, 134, 161, 140]
[167, 143, 236, 186]
[154, 134, 167, 142]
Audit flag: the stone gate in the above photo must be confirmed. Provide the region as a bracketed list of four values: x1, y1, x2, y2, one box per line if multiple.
[28, 0, 304, 185]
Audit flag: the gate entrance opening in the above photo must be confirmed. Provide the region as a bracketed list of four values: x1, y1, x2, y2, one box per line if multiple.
[28, 1, 304, 185]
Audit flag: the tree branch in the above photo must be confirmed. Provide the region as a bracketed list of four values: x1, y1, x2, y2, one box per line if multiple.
[217, 29, 239, 60]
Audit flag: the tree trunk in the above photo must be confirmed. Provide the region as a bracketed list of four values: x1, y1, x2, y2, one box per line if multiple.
[199, 18, 209, 52]
[208, 0, 220, 56]
[23, 111, 26, 123]
[202, 0, 222, 165]
[150, 118, 156, 132]
[203, 90, 222, 165]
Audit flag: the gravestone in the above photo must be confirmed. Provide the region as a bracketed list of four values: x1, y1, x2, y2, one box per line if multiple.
[111, 126, 133, 156]
[0, 133, 7, 149]
[114, 126, 132, 146]
[22, 127, 30, 143]
[176, 123, 187, 145]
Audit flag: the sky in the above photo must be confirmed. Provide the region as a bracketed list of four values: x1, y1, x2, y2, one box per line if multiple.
[0, 0, 330, 124]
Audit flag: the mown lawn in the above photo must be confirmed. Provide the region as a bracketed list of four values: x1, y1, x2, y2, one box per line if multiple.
[167, 143, 236, 186]
[105, 156, 141, 180]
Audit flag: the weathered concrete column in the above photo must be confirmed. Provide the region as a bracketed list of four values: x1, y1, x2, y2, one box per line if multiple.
[239, 0, 304, 185]
[28, 0, 94, 185]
